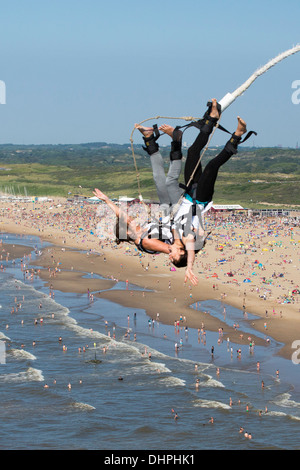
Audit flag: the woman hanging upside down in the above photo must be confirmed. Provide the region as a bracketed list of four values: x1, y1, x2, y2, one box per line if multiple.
[94, 99, 248, 285]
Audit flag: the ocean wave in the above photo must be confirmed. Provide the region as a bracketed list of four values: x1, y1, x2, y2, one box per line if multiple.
[289, 415, 300, 421]
[122, 340, 211, 374]
[69, 401, 96, 412]
[69, 323, 109, 340]
[9, 349, 37, 361]
[199, 375, 225, 388]
[0, 332, 10, 341]
[129, 361, 172, 376]
[272, 392, 300, 409]
[151, 348, 210, 369]
[193, 398, 231, 410]
[114, 339, 142, 354]
[148, 361, 171, 374]
[25, 367, 44, 382]
[267, 410, 288, 418]
[158, 376, 186, 387]
[0, 367, 44, 383]
[266, 410, 300, 421]
[4, 278, 71, 318]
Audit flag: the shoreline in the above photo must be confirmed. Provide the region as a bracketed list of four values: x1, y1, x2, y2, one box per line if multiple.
[1, 199, 300, 361]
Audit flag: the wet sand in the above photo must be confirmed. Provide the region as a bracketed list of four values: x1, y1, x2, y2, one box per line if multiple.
[1, 242, 34, 260]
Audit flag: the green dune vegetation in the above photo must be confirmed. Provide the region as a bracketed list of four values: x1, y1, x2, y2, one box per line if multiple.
[0, 143, 299, 209]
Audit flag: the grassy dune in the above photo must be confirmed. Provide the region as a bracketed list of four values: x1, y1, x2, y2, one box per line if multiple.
[0, 144, 299, 209]
[1, 163, 299, 209]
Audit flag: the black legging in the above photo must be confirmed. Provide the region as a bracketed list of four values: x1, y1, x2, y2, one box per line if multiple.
[184, 130, 236, 202]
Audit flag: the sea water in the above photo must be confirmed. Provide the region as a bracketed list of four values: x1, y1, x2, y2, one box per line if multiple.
[0, 233, 299, 450]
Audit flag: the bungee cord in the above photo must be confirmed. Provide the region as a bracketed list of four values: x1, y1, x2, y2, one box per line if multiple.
[130, 45, 300, 206]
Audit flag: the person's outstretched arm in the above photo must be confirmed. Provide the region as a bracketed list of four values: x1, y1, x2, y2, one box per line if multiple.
[93, 188, 138, 239]
[184, 235, 198, 286]
[93, 188, 171, 254]
[93, 188, 123, 219]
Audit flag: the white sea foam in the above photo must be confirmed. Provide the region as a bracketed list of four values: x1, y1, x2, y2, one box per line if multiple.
[130, 361, 172, 376]
[69, 323, 108, 340]
[5, 278, 71, 318]
[265, 410, 300, 421]
[9, 349, 37, 361]
[200, 375, 225, 388]
[25, 367, 44, 382]
[289, 415, 300, 421]
[158, 376, 186, 387]
[0, 332, 10, 341]
[0, 367, 44, 383]
[267, 410, 288, 418]
[193, 398, 231, 410]
[70, 401, 96, 412]
[148, 361, 171, 374]
[152, 348, 210, 370]
[272, 392, 300, 409]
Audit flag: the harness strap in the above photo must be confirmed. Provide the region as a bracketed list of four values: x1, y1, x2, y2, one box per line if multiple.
[171, 102, 257, 143]
[191, 183, 197, 216]
[142, 124, 161, 155]
[153, 123, 160, 140]
[239, 130, 257, 143]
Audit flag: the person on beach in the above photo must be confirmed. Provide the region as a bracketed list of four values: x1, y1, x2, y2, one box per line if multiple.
[94, 99, 248, 285]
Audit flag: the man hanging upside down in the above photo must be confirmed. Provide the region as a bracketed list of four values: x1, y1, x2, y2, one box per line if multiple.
[94, 99, 248, 285]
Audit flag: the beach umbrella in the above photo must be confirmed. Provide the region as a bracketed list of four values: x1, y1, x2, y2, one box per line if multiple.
[243, 278, 251, 283]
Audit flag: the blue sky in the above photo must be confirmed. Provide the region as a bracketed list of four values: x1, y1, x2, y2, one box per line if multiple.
[0, 0, 299, 147]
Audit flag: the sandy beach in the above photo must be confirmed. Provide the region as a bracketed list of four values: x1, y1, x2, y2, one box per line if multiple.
[0, 197, 299, 359]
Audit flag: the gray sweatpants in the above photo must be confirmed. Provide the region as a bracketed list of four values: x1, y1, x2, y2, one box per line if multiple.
[150, 151, 183, 214]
